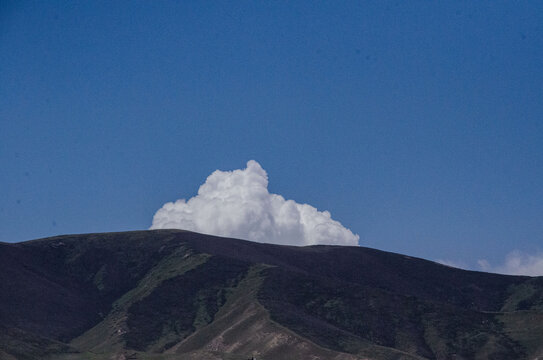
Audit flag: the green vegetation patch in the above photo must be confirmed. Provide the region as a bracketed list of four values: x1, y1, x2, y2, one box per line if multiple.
[92, 265, 107, 291]
[124, 256, 250, 352]
[502, 277, 543, 312]
[71, 246, 209, 354]
[113, 246, 210, 310]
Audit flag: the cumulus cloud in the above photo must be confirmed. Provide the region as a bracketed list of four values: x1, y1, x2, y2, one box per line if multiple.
[478, 250, 543, 276]
[150, 160, 359, 246]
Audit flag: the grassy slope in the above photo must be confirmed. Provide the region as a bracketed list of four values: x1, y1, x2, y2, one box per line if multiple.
[258, 267, 525, 360]
[168, 264, 402, 360]
[70, 246, 210, 354]
[1, 230, 543, 360]
[496, 277, 543, 359]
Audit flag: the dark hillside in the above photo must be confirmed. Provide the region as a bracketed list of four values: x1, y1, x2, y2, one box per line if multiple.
[183, 234, 526, 311]
[0, 230, 542, 360]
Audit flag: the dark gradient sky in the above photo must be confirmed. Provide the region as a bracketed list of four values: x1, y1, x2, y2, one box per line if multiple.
[1, 1, 542, 269]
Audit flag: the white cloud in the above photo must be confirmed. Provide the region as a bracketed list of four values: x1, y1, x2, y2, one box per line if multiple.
[150, 160, 359, 246]
[478, 250, 543, 276]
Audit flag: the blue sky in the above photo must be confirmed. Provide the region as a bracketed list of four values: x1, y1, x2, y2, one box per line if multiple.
[1, 1, 542, 271]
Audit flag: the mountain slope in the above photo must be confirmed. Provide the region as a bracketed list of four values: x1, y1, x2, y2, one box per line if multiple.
[0, 230, 542, 360]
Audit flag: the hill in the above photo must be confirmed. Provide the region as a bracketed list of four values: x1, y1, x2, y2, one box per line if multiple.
[1, 230, 542, 360]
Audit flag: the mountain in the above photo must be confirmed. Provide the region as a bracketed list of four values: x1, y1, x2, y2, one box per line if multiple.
[1, 230, 542, 360]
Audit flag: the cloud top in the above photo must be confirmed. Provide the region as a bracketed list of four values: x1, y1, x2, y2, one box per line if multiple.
[150, 160, 359, 246]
